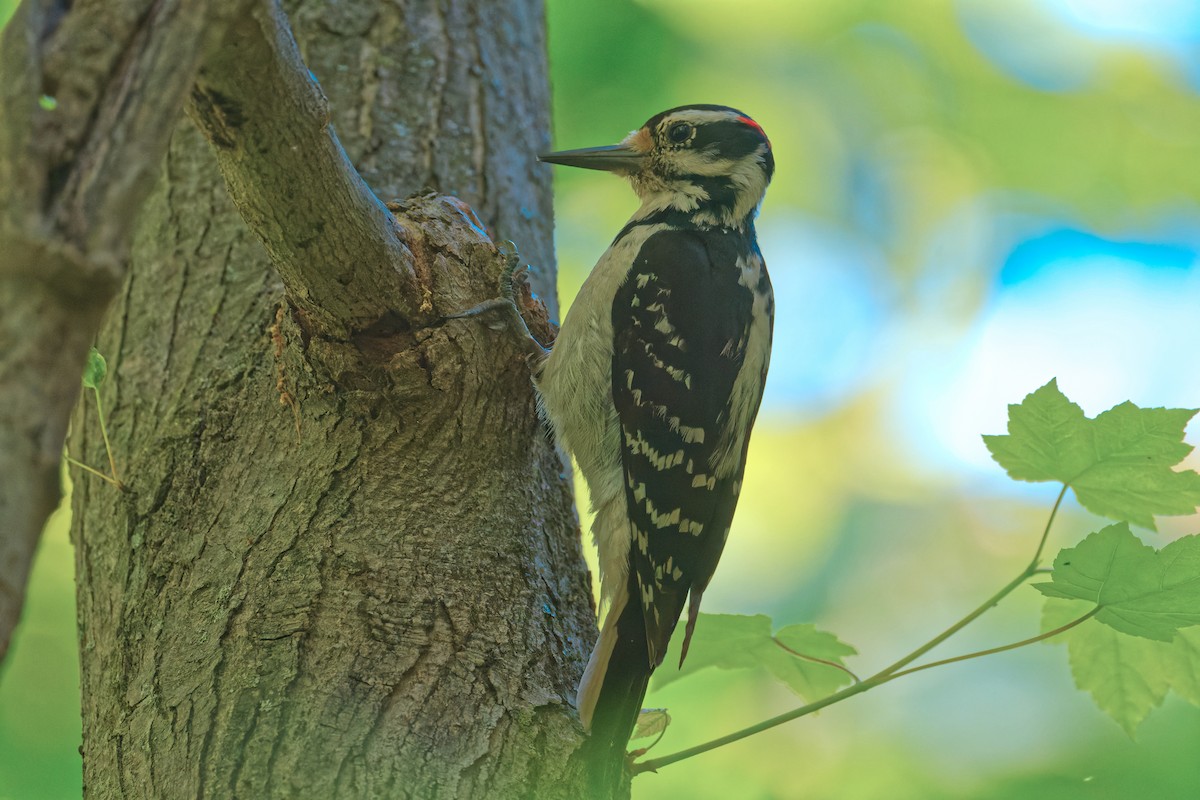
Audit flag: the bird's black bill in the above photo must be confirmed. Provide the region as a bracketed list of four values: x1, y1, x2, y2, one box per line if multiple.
[538, 144, 644, 173]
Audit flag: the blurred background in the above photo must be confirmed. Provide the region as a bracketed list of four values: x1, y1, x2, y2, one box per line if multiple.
[3, 0, 1199, 798]
[548, 0, 1200, 798]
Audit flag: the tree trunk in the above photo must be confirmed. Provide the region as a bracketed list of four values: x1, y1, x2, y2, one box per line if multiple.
[59, 0, 615, 797]
[0, 0, 249, 667]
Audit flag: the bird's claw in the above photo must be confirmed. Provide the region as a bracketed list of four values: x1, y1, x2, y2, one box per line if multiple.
[497, 240, 536, 305]
[443, 296, 517, 321]
[444, 241, 548, 359]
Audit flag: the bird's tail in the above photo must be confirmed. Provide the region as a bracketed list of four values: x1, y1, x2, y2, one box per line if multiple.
[577, 571, 651, 786]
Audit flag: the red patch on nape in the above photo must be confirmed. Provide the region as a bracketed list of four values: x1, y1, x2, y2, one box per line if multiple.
[736, 115, 769, 145]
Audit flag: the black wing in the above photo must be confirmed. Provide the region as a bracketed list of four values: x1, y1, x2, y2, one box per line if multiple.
[611, 228, 760, 668]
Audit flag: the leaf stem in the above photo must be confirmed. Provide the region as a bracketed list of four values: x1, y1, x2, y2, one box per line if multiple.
[872, 484, 1068, 680]
[870, 569, 1034, 681]
[64, 455, 122, 488]
[633, 604, 1096, 775]
[92, 386, 123, 488]
[631, 483, 1073, 776]
[885, 607, 1098, 680]
[772, 637, 861, 684]
[628, 722, 670, 759]
[1029, 484, 1068, 569]
[632, 673, 883, 774]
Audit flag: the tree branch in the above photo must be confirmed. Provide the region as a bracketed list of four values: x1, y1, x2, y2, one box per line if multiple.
[186, 0, 426, 338]
[631, 487, 1074, 775]
[0, 0, 247, 664]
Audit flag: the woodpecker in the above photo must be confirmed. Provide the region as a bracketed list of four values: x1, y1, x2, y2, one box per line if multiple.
[536, 105, 775, 767]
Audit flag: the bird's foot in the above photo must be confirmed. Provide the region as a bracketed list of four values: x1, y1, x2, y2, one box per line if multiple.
[444, 241, 549, 359]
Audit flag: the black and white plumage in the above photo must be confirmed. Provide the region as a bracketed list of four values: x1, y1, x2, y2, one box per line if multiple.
[536, 105, 774, 769]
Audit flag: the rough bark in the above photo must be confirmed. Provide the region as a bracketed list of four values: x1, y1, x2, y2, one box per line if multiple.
[0, 0, 248, 664]
[58, 0, 619, 797]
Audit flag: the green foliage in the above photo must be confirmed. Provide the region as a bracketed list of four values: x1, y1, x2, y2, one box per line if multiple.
[68, 348, 123, 489]
[991, 383, 1200, 736]
[646, 381, 1200, 771]
[632, 709, 671, 742]
[82, 347, 107, 389]
[1043, 598, 1200, 736]
[653, 613, 857, 702]
[983, 379, 1200, 528]
[1036, 524, 1200, 641]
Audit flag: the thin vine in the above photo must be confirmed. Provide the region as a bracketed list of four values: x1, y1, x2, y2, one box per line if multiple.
[633, 485, 1075, 775]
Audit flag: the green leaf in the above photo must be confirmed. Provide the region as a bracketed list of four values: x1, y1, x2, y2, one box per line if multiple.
[770, 623, 859, 699]
[983, 379, 1093, 481]
[653, 613, 772, 688]
[1159, 627, 1200, 707]
[651, 613, 857, 702]
[983, 379, 1200, 528]
[631, 708, 670, 741]
[1042, 598, 1200, 736]
[1035, 524, 1200, 641]
[82, 347, 107, 389]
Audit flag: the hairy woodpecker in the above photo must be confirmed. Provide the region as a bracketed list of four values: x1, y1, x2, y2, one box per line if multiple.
[537, 105, 775, 763]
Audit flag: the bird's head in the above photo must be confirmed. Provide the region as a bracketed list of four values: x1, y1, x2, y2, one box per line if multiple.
[540, 105, 774, 230]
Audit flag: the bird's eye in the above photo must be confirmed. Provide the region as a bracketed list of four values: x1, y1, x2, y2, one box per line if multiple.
[667, 122, 693, 144]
